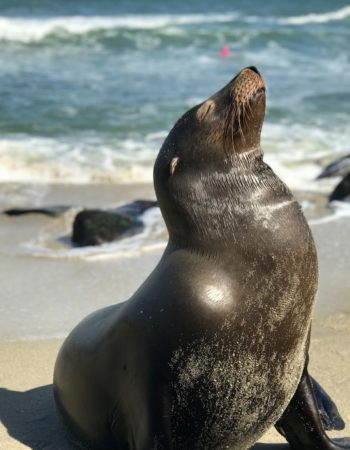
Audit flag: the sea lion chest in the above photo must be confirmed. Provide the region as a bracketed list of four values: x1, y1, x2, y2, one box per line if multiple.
[151, 197, 317, 449]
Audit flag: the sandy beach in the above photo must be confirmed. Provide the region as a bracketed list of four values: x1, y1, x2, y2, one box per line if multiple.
[0, 316, 349, 449]
[0, 182, 349, 449]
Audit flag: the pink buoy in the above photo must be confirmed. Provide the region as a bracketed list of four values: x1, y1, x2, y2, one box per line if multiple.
[219, 45, 231, 58]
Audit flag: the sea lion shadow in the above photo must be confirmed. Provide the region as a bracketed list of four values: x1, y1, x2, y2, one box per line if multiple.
[0, 385, 77, 449]
[0, 384, 290, 449]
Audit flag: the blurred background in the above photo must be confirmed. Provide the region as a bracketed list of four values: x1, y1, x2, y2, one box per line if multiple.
[0, 0, 349, 186]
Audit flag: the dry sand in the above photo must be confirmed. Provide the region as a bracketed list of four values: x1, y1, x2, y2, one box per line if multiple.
[0, 315, 349, 450]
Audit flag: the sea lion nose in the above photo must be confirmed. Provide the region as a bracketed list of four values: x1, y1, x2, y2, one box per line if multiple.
[246, 66, 260, 76]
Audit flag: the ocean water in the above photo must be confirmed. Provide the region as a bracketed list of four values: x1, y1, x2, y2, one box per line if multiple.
[0, 0, 349, 188]
[1, 0, 350, 262]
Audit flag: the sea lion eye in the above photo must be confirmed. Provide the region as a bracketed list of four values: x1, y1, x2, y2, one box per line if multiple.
[196, 100, 215, 122]
[169, 157, 180, 176]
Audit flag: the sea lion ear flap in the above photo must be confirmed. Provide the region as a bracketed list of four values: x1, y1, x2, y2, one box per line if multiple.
[170, 157, 180, 176]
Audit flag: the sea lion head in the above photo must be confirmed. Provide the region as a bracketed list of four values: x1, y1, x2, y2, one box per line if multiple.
[154, 67, 267, 246]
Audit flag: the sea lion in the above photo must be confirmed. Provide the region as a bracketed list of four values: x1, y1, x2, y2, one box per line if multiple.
[53, 67, 349, 449]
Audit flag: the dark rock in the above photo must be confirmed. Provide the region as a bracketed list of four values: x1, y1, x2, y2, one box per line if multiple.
[2, 199, 158, 247]
[113, 200, 158, 219]
[317, 154, 350, 179]
[316, 154, 350, 203]
[329, 174, 350, 203]
[72, 210, 138, 246]
[3, 206, 72, 217]
[72, 200, 158, 247]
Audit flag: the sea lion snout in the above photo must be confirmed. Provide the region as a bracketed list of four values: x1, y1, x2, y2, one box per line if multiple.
[239, 66, 264, 83]
[246, 66, 260, 76]
[232, 66, 266, 105]
[196, 67, 265, 128]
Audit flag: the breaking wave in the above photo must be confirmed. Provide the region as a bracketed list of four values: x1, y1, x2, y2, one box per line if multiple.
[277, 6, 350, 26]
[0, 6, 349, 43]
[0, 13, 239, 43]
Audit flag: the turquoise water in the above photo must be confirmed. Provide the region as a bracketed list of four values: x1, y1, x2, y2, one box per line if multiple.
[0, 0, 349, 185]
[0, 1, 350, 339]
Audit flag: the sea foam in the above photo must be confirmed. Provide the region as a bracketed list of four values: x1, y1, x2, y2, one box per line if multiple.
[0, 135, 157, 183]
[0, 13, 239, 43]
[19, 206, 166, 261]
[0, 7, 348, 44]
[277, 6, 350, 26]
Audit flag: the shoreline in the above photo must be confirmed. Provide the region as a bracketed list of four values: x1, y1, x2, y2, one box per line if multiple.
[1, 182, 349, 341]
[0, 181, 156, 210]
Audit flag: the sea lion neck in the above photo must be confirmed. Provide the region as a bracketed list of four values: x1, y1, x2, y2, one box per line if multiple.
[156, 152, 289, 252]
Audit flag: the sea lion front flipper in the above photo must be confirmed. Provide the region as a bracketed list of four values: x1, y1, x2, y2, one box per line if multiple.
[310, 376, 346, 431]
[275, 368, 350, 449]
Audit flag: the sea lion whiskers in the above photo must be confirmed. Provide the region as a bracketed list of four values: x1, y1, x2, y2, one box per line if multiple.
[223, 100, 237, 155]
[223, 86, 262, 156]
[222, 97, 248, 155]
